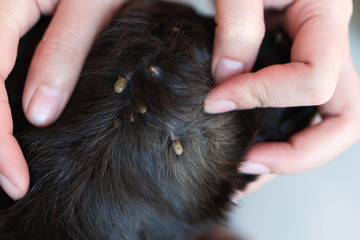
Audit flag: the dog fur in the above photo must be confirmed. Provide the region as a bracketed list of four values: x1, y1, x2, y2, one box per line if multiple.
[1, 1, 315, 239]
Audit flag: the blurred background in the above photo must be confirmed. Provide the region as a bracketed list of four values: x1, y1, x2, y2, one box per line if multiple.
[180, 0, 360, 239]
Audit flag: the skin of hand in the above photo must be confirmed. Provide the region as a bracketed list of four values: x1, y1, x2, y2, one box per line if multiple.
[205, 0, 360, 193]
[239, 43, 360, 197]
[0, 0, 126, 200]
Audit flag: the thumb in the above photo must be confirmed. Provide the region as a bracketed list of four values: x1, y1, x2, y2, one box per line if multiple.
[212, 0, 265, 83]
[22, 0, 126, 127]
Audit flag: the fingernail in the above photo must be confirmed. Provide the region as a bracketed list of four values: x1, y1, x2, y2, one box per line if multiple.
[239, 163, 271, 175]
[0, 174, 20, 201]
[26, 85, 63, 126]
[214, 58, 244, 82]
[204, 99, 237, 114]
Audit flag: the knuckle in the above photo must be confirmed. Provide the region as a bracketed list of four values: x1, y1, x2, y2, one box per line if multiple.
[283, 148, 308, 174]
[0, 4, 21, 33]
[233, 76, 265, 108]
[248, 86, 266, 108]
[307, 86, 334, 105]
[217, 21, 265, 47]
[304, 67, 337, 105]
[247, 76, 272, 108]
[36, 39, 79, 65]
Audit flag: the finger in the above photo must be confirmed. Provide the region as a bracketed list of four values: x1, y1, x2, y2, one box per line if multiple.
[0, 86, 29, 200]
[0, 37, 29, 199]
[205, 0, 353, 112]
[234, 174, 277, 200]
[241, 41, 360, 174]
[263, 0, 294, 9]
[245, 117, 358, 174]
[0, 0, 46, 200]
[36, 0, 59, 15]
[0, 136, 30, 201]
[22, 0, 127, 127]
[318, 41, 360, 117]
[212, 0, 265, 83]
[243, 48, 360, 175]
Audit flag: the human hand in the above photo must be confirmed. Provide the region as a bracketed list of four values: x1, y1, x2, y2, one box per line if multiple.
[242, 42, 360, 175]
[206, 0, 353, 109]
[0, 0, 126, 200]
[204, 0, 359, 192]
[238, 45, 360, 196]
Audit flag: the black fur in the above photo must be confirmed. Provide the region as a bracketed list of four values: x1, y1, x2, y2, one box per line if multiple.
[1, 1, 316, 239]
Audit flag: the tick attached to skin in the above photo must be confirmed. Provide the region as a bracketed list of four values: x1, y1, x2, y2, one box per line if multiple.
[172, 140, 183, 156]
[138, 104, 147, 114]
[113, 119, 121, 128]
[130, 113, 135, 123]
[149, 65, 156, 72]
[172, 26, 179, 32]
[114, 77, 128, 93]
[148, 65, 160, 76]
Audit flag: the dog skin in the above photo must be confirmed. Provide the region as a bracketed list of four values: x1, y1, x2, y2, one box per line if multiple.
[1, 1, 315, 239]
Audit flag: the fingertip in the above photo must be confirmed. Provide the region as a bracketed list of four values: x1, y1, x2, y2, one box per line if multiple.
[236, 174, 277, 197]
[15, 172, 30, 200]
[204, 99, 237, 114]
[0, 173, 29, 201]
[239, 162, 271, 175]
[0, 136, 30, 200]
[24, 85, 64, 127]
[213, 58, 244, 83]
[212, 0, 265, 82]
[0, 174, 20, 200]
[205, 72, 261, 111]
[245, 141, 290, 174]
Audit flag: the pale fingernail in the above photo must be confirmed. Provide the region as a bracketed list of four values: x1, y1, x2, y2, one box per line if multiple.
[0, 174, 20, 201]
[239, 163, 271, 174]
[214, 58, 244, 82]
[26, 85, 63, 126]
[204, 99, 237, 114]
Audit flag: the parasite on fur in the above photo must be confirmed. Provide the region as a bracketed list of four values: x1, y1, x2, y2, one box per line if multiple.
[148, 65, 160, 76]
[172, 140, 183, 156]
[130, 113, 135, 122]
[138, 104, 147, 114]
[113, 118, 121, 128]
[114, 77, 128, 93]
[172, 26, 179, 32]
[148, 65, 157, 73]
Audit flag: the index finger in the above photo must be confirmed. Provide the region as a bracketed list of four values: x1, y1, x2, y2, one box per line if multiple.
[212, 0, 265, 83]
